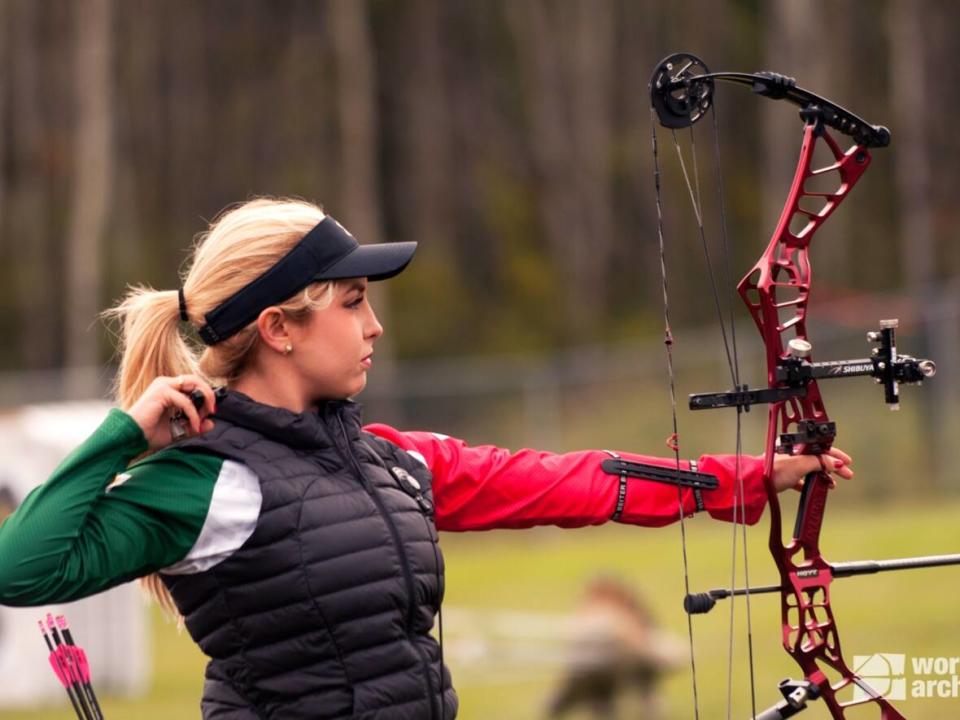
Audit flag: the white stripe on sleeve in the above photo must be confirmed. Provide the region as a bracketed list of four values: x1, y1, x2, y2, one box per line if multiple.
[406, 450, 428, 467]
[162, 459, 261, 575]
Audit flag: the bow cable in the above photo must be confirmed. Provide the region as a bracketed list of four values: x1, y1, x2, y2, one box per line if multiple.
[707, 100, 758, 720]
[652, 95, 757, 718]
[650, 106, 701, 720]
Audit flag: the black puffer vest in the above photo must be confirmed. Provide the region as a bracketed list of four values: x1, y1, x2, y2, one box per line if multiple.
[162, 390, 456, 720]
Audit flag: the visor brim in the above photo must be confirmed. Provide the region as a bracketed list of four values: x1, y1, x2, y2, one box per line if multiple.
[313, 241, 417, 282]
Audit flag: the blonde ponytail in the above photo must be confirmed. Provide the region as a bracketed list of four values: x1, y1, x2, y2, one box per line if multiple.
[100, 197, 340, 616]
[101, 286, 199, 410]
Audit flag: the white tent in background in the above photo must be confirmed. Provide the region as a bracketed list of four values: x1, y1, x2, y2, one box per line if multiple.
[0, 401, 149, 707]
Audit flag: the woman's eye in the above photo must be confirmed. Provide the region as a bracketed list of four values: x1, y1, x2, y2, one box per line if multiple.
[347, 295, 364, 308]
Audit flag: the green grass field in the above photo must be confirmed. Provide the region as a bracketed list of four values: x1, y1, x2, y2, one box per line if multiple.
[4, 498, 958, 719]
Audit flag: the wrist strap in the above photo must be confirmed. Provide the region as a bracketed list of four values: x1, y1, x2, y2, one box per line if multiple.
[604, 452, 710, 520]
[603, 450, 628, 521]
[690, 460, 705, 513]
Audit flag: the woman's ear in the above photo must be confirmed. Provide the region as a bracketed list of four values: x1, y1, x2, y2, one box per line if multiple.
[255, 307, 294, 355]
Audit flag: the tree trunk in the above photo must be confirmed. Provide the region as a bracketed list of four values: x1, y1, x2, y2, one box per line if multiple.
[505, 0, 615, 340]
[328, 0, 399, 417]
[400, 0, 454, 257]
[0, 0, 6, 237]
[889, 2, 933, 291]
[889, 0, 943, 489]
[9, 0, 57, 370]
[65, 0, 113, 397]
[568, 0, 615, 332]
[761, 0, 853, 282]
[328, 0, 382, 244]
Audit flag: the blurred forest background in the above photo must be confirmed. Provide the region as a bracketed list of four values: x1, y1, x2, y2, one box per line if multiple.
[0, 0, 958, 718]
[0, 0, 955, 485]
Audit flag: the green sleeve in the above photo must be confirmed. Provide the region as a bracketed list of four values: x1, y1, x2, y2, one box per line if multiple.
[0, 409, 221, 606]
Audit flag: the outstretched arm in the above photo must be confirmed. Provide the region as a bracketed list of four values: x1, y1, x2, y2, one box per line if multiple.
[365, 425, 789, 532]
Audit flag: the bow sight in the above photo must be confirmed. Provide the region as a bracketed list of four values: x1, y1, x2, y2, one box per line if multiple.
[690, 318, 936, 421]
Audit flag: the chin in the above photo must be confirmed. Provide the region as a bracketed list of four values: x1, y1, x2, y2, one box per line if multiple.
[347, 386, 366, 399]
[339, 380, 367, 400]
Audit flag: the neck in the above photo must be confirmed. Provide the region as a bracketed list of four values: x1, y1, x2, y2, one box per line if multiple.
[231, 365, 312, 414]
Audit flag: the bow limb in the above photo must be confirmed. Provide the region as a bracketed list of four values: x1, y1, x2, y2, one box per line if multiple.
[739, 120, 906, 719]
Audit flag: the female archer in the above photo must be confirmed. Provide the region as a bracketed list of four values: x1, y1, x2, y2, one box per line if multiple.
[0, 197, 852, 719]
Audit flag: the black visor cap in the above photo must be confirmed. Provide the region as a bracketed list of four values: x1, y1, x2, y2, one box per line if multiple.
[197, 217, 416, 345]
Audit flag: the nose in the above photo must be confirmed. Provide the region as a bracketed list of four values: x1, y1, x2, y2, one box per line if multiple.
[365, 305, 384, 340]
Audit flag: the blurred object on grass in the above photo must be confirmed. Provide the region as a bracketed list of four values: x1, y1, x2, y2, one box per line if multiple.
[546, 576, 683, 719]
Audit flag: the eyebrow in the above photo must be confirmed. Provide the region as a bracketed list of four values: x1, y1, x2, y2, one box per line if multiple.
[343, 280, 367, 293]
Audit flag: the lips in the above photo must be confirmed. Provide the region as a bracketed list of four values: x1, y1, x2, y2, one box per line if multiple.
[361, 353, 373, 368]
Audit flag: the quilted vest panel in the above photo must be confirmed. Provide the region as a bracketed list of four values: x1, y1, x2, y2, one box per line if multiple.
[162, 390, 456, 720]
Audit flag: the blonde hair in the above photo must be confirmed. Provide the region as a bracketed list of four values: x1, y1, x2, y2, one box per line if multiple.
[101, 197, 340, 616]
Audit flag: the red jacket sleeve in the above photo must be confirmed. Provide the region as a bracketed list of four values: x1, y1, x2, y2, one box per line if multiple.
[364, 424, 768, 532]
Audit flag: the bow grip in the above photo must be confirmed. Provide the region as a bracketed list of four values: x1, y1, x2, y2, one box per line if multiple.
[792, 470, 832, 555]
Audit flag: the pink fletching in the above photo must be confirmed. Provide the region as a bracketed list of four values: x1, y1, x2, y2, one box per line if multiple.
[45, 613, 55, 630]
[55, 615, 67, 630]
[68, 645, 90, 683]
[47, 653, 71, 688]
[54, 646, 82, 684]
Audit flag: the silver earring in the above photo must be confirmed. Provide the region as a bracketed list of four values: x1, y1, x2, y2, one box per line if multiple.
[284, 344, 293, 355]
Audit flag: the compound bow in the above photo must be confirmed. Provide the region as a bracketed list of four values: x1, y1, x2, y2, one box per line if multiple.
[649, 52, 959, 720]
